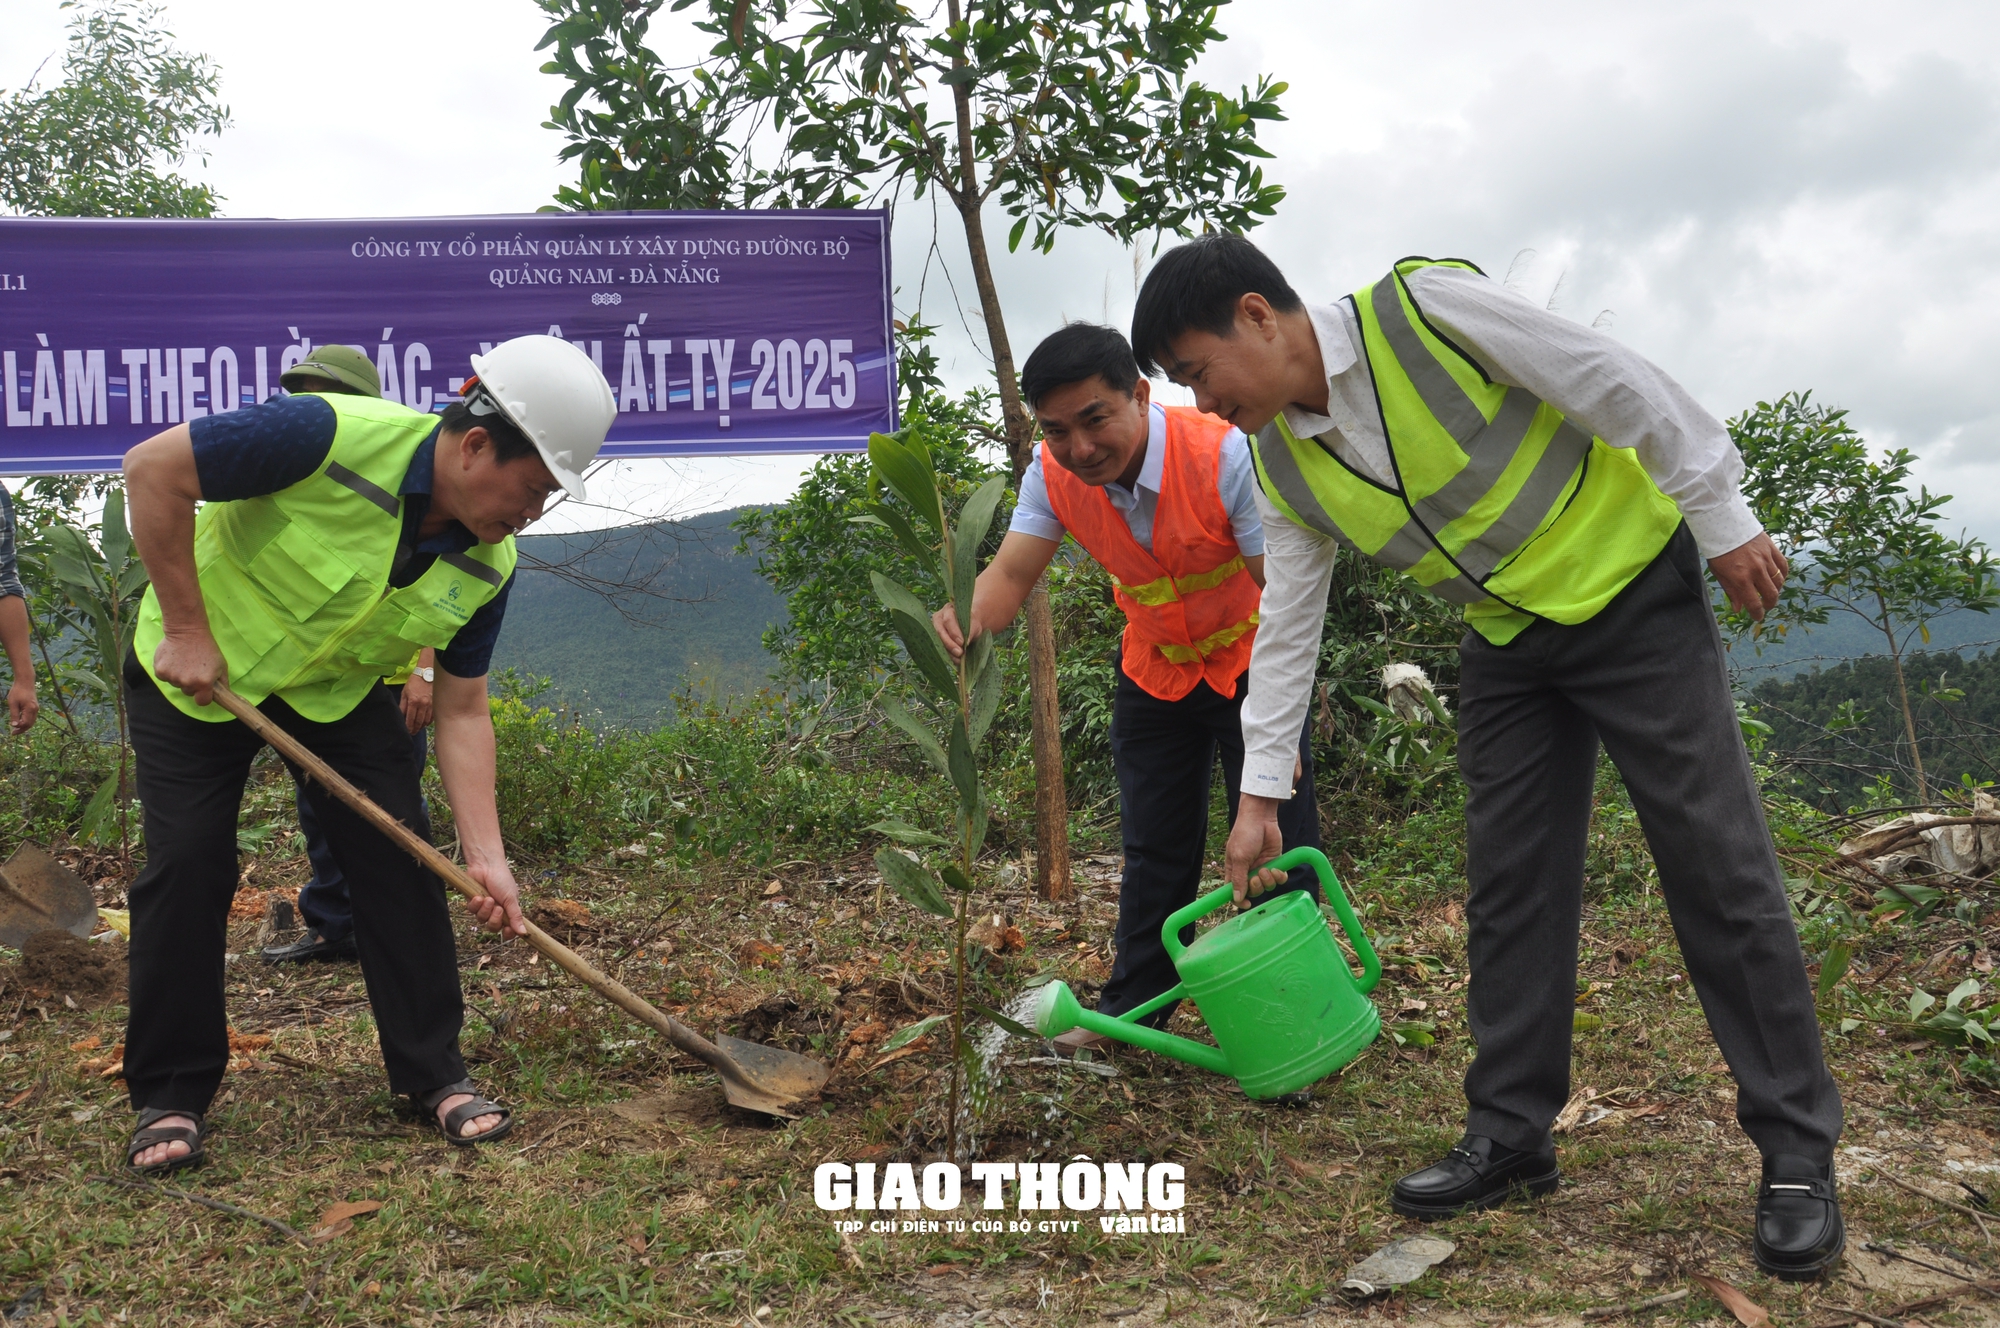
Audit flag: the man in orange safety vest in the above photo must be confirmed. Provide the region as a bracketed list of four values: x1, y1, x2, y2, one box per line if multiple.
[933, 323, 1321, 1053]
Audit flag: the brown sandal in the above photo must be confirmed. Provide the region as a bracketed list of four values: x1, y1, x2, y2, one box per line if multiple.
[417, 1079, 513, 1147]
[127, 1107, 206, 1176]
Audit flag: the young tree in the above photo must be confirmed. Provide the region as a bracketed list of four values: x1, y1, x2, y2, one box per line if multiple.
[0, 0, 230, 218]
[1728, 391, 1998, 800]
[538, 0, 1286, 898]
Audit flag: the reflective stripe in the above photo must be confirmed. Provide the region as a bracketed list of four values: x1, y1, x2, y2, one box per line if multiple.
[1174, 553, 1245, 594]
[1115, 553, 1247, 605]
[1452, 417, 1594, 579]
[1371, 272, 1485, 443]
[1407, 389, 1542, 537]
[1255, 422, 1352, 546]
[1114, 572, 1178, 606]
[325, 461, 399, 518]
[442, 550, 505, 587]
[1157, 611, 1259, 663]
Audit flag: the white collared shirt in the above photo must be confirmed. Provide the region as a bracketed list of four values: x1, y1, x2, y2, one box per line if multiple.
[1010, 401, 1265, 555]
[1240, 264, 1764, 799]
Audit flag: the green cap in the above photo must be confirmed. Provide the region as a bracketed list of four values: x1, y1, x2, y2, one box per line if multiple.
[280, 344, 382, 398]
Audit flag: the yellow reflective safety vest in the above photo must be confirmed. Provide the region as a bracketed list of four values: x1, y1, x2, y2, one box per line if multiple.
[1251, 257, 1683, 645]
[135, 394, 517, 722]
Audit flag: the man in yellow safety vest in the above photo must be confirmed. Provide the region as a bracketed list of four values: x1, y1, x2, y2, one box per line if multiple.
[120, 335, 614, 1174]
[1131, 235, 1842, 1280]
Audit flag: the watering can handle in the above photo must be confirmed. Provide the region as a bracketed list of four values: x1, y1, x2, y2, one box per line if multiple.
[1161, 847, 1381, 995]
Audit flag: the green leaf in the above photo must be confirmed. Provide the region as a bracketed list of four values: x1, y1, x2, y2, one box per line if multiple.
[868, 818, 949, 847]
[1946, 977, 1982, 1010]
[1816, 941, 1850, 1003]
[867, 431, 944, 537]
[877, 695, 949, 777]
[1007, 215, 1029, 253]
[100, 486, 130, 571]
[1389, 1020, 1436, 1048]
[970, 1002, 1035, 1039]
[889, 609, 961, 701]
[857, 502, 942, 585]
[875, 846, 954, 918]
[871, 572, 960, 698]
[77, 769, 122, 846]
[939, 861, 972, 893]
[968, 635, 1002, 748]
[946, 715, 978, 816]
[950, 477, 1006, 637]
[1573, 1012, 1603, 1033]
[878, 1013, 948, 1054]
[1909, 988, 1937, 1019]
[1348, 692, 1396, 720]
[1839, 1017, 1861, 1034]
[870, 570, 934, 624]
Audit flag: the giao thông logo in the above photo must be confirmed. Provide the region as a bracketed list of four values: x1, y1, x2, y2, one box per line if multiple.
[815, 1157, 1188, 1237]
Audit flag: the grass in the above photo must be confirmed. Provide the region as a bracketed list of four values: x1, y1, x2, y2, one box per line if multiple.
[2, 762, 1998, 1326]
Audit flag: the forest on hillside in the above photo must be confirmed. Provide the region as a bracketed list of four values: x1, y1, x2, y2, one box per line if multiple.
[1751, 648, 2000, 808]
[491, 508, 784, 727]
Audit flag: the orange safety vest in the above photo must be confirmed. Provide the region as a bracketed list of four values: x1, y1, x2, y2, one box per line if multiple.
[1042, 406, 1262, 702]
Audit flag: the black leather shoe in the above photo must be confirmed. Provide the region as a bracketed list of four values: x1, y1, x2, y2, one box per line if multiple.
[261, 930, 358, 964]
[1753, 1154, 1844, 1281]
[1391, 1134, 1560, 1220]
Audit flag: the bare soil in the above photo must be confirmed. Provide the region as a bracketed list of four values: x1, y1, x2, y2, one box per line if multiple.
[9, 930, 126, 1009]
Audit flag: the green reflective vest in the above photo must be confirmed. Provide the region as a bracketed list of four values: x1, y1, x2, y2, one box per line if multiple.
[1251, 257, 1684, 645]
[135, 394, 517, 722]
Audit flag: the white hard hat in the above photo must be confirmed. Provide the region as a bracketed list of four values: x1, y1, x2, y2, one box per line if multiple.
[463, 334, 615, 500]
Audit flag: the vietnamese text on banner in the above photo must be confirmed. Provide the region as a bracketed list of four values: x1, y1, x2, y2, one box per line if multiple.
[0, 209, 895, 474]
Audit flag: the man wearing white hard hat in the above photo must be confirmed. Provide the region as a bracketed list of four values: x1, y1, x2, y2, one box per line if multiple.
[117, 335, 615, 1174]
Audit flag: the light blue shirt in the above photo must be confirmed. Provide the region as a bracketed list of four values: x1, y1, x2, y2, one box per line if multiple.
[1009, 402, 1264, 556]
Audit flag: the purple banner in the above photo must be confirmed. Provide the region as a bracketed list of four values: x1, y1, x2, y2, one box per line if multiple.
[0, 209, 895, 474]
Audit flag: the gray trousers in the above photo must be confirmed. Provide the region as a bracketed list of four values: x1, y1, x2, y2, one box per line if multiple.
[1456, 524, 1841, 1161]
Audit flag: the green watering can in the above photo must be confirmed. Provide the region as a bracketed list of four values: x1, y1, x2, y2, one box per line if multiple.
[1032, 847, 1382, 1099]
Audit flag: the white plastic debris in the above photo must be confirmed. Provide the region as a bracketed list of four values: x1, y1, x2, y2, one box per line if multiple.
[1839, 790, 1999, 877]
[1381, 663, 1445, 723]
[1341, 1236, 1456, 1295]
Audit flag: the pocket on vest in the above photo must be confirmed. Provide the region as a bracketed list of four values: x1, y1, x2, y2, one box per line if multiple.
[247, 521, 362, 622]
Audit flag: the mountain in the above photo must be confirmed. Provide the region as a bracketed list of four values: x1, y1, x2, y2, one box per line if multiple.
[490, 508, 783, 727]
[1726, 606, 2000, 688]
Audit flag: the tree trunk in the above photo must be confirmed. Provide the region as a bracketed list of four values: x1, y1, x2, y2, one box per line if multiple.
[1023, 579, 1070, 899]
[943, 20, 1072, 901]
[1879, 595, 1927, 801]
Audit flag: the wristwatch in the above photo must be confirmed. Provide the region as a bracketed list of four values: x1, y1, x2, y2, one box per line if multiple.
[412, 667, 435, 683]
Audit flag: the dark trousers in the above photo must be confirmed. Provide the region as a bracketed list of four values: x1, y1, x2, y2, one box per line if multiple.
[1457, 525, 1841, 1161]
[123, 653, 466, 1114]
[295, 682, 429, 943]
[1098, 659, 1322, 1024]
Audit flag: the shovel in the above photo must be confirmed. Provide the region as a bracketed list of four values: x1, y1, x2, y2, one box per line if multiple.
[211, 683, 828, 1118]
[0, 842, 99, 949]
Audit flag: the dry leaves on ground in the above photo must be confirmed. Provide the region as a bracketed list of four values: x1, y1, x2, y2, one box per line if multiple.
[1691, 1273, 1769, 1327]
[736, 940, 783, 970]
[309, 1198, 383, 1244]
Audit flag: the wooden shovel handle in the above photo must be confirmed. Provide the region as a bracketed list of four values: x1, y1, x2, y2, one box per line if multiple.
[209, 684, 750, 1085]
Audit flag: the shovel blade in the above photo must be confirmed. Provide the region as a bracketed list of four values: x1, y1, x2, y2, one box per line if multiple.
[0, 843, 98, 950]
[712, 1034, 830, 1119]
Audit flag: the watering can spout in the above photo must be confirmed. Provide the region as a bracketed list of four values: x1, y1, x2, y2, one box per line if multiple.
[1031, 981, 1232, 1076]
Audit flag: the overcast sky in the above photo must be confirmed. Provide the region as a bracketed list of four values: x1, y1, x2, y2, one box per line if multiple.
[4, 0, 1997, 541]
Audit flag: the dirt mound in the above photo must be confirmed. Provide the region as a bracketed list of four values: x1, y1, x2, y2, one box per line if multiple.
[728, 991, 835, 1050]
[12, 929, 127, 1008]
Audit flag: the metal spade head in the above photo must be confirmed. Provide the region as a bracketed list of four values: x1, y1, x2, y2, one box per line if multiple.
[0, 843, 98, 949]
[712, 1034, 831, 1118]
